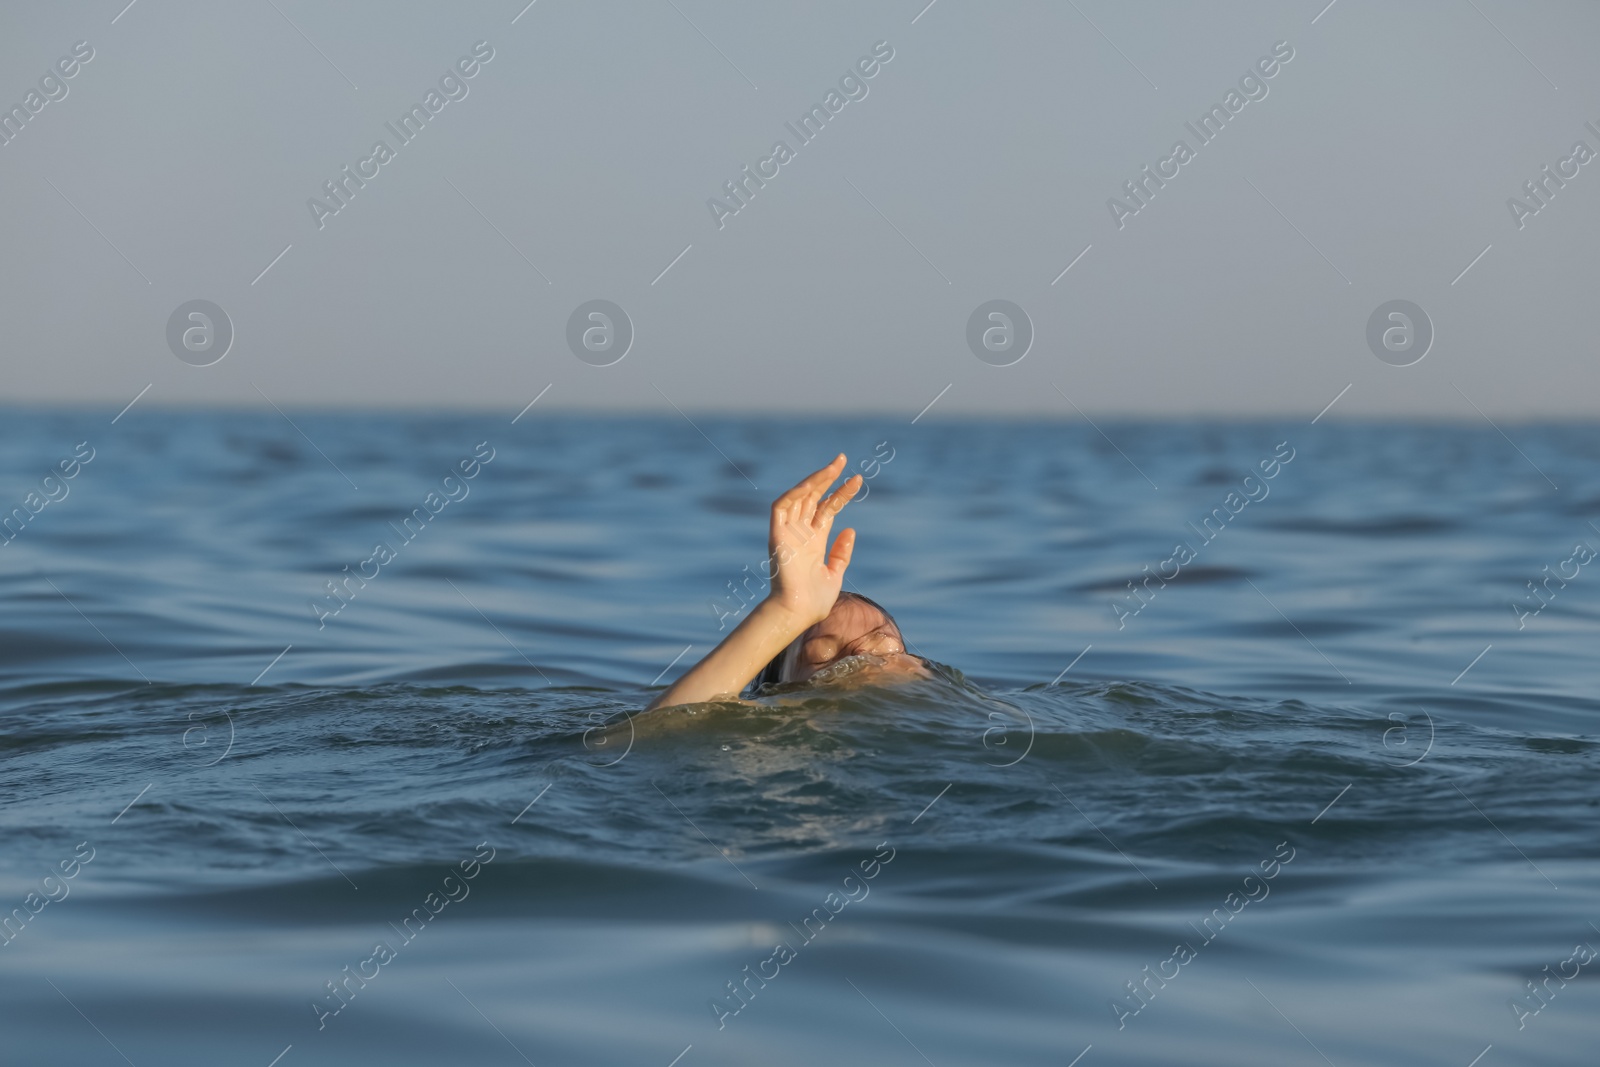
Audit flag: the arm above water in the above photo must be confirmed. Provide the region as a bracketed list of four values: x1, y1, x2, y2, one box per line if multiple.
[647, 598, 808, 710]
[647, 455, 862, 710]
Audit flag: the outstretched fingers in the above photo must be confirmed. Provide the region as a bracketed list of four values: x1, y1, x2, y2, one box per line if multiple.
[777, 453, 845, 509]
[816, 473, 863, 528]
[774, 454, 845, 524]
[786, 454, 846, 497]
[826, 527, 856, 579]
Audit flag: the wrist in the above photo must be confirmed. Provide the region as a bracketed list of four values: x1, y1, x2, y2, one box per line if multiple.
[754, 595, 816, 638]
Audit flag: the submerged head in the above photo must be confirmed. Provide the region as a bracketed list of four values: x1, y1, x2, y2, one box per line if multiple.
[755, 592, 923, 690]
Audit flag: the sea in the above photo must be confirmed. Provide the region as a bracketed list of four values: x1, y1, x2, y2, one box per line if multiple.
[1, 409, 1596, 1066]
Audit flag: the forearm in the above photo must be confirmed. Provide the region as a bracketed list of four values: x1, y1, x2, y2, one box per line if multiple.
[648, 598, 807, 710]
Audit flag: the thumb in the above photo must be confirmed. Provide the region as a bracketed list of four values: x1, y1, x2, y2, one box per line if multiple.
[826, 528, 855, 578]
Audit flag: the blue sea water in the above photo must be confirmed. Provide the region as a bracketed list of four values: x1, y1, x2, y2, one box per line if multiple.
[1, 409, 1597, 1066]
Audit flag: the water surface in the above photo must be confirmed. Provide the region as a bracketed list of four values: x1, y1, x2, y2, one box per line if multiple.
[1, 411, 1596, 1065]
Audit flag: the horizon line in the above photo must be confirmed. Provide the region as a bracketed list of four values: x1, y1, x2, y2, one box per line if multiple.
[1, 401, 1595, 425]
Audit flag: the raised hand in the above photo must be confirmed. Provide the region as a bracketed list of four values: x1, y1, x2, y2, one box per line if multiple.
[646, 454, 862, 710]
[766, 454, 863, 628]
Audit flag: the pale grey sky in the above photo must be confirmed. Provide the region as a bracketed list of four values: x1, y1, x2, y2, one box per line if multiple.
[1, 0, 1596, 417]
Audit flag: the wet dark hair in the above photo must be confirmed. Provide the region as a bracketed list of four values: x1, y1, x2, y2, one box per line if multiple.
[751, 591, 902, 692]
